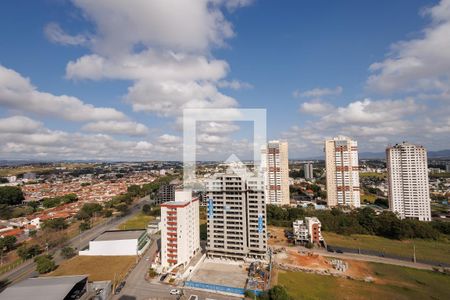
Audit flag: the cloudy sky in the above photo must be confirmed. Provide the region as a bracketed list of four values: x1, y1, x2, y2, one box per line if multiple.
[1, 0, 450, 161]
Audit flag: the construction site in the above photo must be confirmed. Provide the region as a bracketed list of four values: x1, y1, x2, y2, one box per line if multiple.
[272, 247, 374, 282]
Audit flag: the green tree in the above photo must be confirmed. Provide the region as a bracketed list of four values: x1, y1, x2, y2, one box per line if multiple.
[78, 203, 103, 219]
[17, 244, 42, 260]
[2, 236, 17, 251]
[27, 201, 40, 212]
[61, 193, 78, 204]
[42, 197, 61, 208]
[79, 222, 91, 232]
[268, 285, 290, 300]
[200, 223, 207, 240]
[127, 185, 143, 198]
[0, 204, 12, 220]
[142, 204, 152, 215]
[60, 246, 76, 259]
[103, 209, 113, 217]
[42, 218, 68, 231]
[34, 255, 56, 274]
[115, 203, 129, 214]
[0, 186, 24, 205]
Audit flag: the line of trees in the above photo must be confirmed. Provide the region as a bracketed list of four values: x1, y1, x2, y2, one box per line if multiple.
[0, 186, 24, 205]
[267, 205, 450, 240]
[42, 193, 78, 208]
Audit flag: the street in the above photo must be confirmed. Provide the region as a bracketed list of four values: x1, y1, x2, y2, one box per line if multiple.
[0, 196, 149, 286]
[114, 239, 242, 300]
[294, 245, 434, 270]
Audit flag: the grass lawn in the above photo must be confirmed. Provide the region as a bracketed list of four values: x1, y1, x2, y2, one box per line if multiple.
[278, 263, 450, 300]
[118, 212, 153, 230]
[359, 172, 386, 179]
[49, 255, 136, 282]
[323, 232, 450, 265]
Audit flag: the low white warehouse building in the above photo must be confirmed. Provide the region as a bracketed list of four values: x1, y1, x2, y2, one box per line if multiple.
[79, 229, 149, 256]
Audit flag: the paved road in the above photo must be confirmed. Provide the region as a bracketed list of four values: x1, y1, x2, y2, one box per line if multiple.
[115, 239, 242, 300]
[0, 196, 149, 287]
[293, 245, 434, 270]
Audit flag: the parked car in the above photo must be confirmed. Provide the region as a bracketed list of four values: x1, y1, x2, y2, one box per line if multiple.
[169, 289, 181, 295]
[336, 249, 344, 254]
[188, 295, 199, 300]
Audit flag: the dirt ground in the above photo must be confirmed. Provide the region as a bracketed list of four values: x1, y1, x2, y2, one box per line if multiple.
[268, 226, 290, 246]
[274, 248, 373, 280]
[48, 255, 136, 282]
[277, 249, 330, 269]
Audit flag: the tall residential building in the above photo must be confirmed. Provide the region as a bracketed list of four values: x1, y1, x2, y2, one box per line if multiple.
[160, 190, 200, 269]
[156, 184, 176, 204]
[304, 162, 314, 180]
[386, 142, 431, 221]
[324, 136, 360, 208]
[261, 140, 290, 206]
[205, 169, 267, 260]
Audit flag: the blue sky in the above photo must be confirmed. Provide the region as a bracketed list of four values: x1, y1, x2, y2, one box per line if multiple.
[0, 0, 449, 160]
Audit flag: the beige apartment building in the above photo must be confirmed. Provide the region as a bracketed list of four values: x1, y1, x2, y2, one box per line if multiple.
[386, 142, 431, 221]
[325, 136, 360, 208]
[205, 170, 267, 260]
[261, 140, 290, 206]
[160, 190, 200, 269]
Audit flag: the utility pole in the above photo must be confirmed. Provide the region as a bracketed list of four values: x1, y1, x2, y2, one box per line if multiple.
[413, 244, 416, 263]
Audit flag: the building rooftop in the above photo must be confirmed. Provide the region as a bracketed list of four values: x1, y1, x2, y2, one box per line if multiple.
[0, 275, 87, 300]
[94, 229, 145, 241]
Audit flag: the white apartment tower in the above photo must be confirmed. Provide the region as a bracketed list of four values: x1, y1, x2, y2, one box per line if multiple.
[160, 190, 200, 269]
[261, 140, 290, 206]
[304, 162, 314, 180]
[205, 170, 267, 260]
[386, 142, 431, 221]
[324, 136, 360, 208]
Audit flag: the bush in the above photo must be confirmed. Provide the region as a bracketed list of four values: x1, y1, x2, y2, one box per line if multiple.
[79, 222, 91, 232]
[34, 255, 56, 274]
[268, 285, 290, 300]
[61, 246, 76, 259]
[17, 244, 42, 260]
[148, 267, 158, 278]
[305, 242, 314, 249]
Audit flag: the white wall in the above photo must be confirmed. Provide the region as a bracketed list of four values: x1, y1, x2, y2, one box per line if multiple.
[79, 239, 137, 256]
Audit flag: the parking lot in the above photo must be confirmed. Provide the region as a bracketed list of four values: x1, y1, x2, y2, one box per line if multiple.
[189, 259, 248, 289]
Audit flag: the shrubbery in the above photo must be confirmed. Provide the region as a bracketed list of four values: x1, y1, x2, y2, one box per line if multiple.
[267, 205, 449, 240]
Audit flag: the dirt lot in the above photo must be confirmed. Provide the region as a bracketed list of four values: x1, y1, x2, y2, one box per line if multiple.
[49, 255, 136, 282]
[268, 226, 290, 246]
[276, 249, 330, 269]
[274, 248, 373, 280]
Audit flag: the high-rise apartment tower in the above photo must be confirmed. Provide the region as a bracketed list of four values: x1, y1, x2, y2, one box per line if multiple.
[324, 136, 360, 208]
[261, 140, 290, 206]
[386, 142, 431, 221]
[205, 170, 267, 260]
